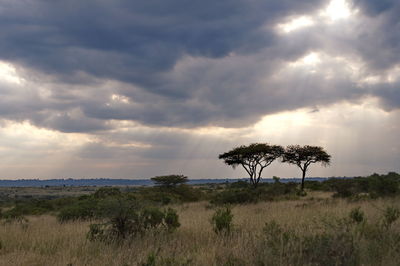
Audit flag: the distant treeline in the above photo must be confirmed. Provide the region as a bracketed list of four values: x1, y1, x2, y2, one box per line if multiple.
[0, 177, 333, 187]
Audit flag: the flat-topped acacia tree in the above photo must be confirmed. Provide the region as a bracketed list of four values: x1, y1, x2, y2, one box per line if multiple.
[219, 143, 284, 188]
[151, 175, 188, 188]
[282, 145, 331, 191]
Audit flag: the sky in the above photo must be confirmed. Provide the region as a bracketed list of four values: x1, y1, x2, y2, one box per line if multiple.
[0, 0, 399, 180]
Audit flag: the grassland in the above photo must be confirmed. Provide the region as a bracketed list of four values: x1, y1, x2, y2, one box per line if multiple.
[1, 190, 399, 266]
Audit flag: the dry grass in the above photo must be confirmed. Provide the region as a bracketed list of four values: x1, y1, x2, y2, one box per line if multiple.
[0, 192, 399, 265]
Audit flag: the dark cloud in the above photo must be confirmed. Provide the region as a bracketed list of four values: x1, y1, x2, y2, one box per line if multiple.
[372, 82, 400, 110]
[0, 0, 325, 83]
[353, 0, 398, 16]
[0, 0, 399, 132]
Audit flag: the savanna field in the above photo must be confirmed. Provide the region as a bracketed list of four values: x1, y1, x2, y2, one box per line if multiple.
[1, 173, 400, 266]
[2, 0, 400, 265]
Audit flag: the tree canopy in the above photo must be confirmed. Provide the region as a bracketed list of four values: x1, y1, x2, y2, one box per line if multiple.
[282, 145, 331, 191]
[150, 175, 188, 188]
[219, 143, 284, 187]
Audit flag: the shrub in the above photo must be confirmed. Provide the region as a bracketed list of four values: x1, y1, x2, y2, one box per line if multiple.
[349, 207, 365, 224]
[142, 207, 165, 230]
[368, 173, 400, 197]
[57, 198, 98, 222]
[229, 180, 251, 189]
[304, 180, 325, 191]
[93, 187, 122, 199]
[87, 198, 180, 243]
[140, 251, 192, 266]
[210, 189, 257, 205]
[1, 199, 57, 219]
[138, 185, 203, 204]
[138, 189, 176, 205]
[329, 178, 360, 198]
[210, 181, 299, 205]
[164, 208, 180, 232]
[87, 223, 108, 242]
[382, 206, 400, 229]
[211, 207, 233, 234]
[326, 172, 400, 199]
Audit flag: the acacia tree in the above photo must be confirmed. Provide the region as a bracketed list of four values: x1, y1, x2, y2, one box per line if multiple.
[282, 145, 331, 191]
[151, 175, 188, 188]
[218, 143, 284, 188]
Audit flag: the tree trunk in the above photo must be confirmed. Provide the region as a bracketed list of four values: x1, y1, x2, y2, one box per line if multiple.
[301, 169, 306, 191]
[251, 176, 258, 188]
[253, 181, 258, 189]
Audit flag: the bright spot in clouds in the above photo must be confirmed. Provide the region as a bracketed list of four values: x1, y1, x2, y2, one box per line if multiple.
[276, 0, 355, 34]
[289, 52, 321, 68]
[111, 94, 130, 104]
[299, 53, 321, 65]
[277, 16, 315, 33]
[0, 121, 92, 150]
[0, 60, 22, 84]
[322, 0, 353, 21]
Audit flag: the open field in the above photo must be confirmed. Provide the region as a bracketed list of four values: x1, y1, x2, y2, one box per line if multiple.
[1, 191, 400, 266]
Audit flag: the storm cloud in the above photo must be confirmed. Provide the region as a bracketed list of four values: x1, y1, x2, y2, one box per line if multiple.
[0, 0, 399, 179]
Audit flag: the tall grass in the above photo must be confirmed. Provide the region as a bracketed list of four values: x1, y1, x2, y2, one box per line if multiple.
[0, 192, 400, 265]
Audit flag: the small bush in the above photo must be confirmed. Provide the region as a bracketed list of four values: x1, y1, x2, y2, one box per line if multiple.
[210, 189, 257, 205]
[1, 199, 57, 219]
[87, 198, 180, 243]
[164, 208, 180, 232]
[87, 223, 108, 242]
[329, 178, 360, 198]
[304, 180, 325, 191]
[349, 207, 365, 224]
[229, 180, 251, 189]
[368, 173, 400, 197]
[326, 172, 400, 199]
[142, 207, 165, 230]
[141, 251, 157, 266]
[211, 207, 233, 234]
[57, 198, 97, 222]
[93, 187, 122, 199]
[140, 251, 192, 266]
[382, 206, 400, 229]
[137, 185, 203, 204]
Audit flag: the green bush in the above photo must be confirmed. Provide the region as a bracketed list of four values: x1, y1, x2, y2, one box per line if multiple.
[325, 172, 400, 198]
[210, 182, 298, 205]
[140, 251, 192, 266]
[210, 189, 257, 205]
[137, 185, 204, 204]
[57, 198, 98, 222]
[304, 180, 325, 191]
[229, 180, 251, 189]
[211, 207, 233, 234]
[368, 172, 400, 197]
[87, 198, 180, 243]
[349, 207, 365, 224]
[164, 208, 180, 232]
[93, 187, 122, 199]
[0, 200, 51, 220]
[382, 206, 400, 229]
[328, 178, 361, 198]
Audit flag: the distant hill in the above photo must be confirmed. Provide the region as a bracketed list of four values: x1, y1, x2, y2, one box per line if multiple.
[0, 177, 333, 187]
